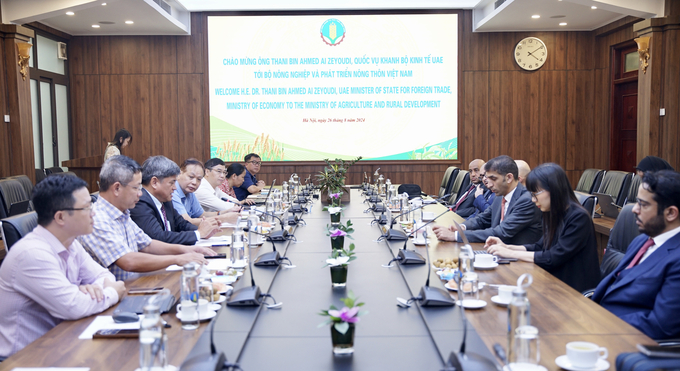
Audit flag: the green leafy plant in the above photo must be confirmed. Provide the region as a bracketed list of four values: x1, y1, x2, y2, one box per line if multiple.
[326, 220, 355, 240]
[316, 157, 362, 196]
[318, 290, 367, 334]
[322, 243, 357, 268]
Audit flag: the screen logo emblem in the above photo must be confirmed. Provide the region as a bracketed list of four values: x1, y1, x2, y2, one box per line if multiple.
[320, 19, 346, 46]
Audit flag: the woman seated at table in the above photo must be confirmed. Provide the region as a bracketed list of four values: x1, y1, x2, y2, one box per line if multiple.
[219, 163, 254, 205]
[485, 163, 601, 292]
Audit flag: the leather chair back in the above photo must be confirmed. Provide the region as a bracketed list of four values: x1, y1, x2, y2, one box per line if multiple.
[574, 191, 597, 218]
[45, 167, 64, 175]
[35, 169, 47, 184]
[625, 175, 641, 205]
[397, 184, 422, 199]
[598, 170, 633, 207]
[575, 169, 605, 194]
[600, 203, 639, 277]
[1, 211, 38, 252]
[0, 179, 30, 219]
[438, 167, 456, 198]
[447, 170, 470, 205]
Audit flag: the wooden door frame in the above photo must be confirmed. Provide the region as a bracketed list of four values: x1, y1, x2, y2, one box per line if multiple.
[609, 41, 638, 170]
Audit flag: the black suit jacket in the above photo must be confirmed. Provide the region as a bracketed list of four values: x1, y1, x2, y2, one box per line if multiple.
[461, 183, 542, 245]
[452, 183, 478, 218]
[525, 203, 600, 292]
[130, 188, 199, 245]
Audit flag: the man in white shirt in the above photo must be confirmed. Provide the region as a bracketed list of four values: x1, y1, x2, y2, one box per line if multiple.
[0, 175, 126, 358]
[195, 158, 240, 213]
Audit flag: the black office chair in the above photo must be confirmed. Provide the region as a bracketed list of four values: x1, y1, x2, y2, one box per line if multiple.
[45, 167, 64, 175]
[624, 175, 641, 205]
[574, 191, 597, 218]
[447, 170, 470, 205]
[438, 167, 458, 198]
[1, 211, 38, 252]
[0, 178, 31, 219]
[35, 169, 47, 184]
[575, 169, 605, 194]
[597, 170, 633, 207]
[397, 184, 423, 199]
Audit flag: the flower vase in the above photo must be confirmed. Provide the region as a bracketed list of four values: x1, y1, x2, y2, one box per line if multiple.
[330, 236, 344, 250]
[330, 265, 348, 288]
[330, 212, 341, 226]
[330, 323, 355, 355]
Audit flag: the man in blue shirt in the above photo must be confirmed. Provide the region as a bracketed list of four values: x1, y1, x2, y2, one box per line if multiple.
[234, 153, 266, 201]
[172, 158, 238, 226]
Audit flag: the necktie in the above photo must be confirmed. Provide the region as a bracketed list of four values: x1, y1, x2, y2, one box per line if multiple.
[500, 197, 507, 222]
[160, 204, 170, 231]
[626, 238, 655, 269]
[453, 184, 476, 212]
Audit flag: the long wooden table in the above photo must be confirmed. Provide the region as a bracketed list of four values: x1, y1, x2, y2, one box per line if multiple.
[0, 189, 653, 370]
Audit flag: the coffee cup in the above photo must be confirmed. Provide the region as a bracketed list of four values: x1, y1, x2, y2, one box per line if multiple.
[476, 254, 498, 266]
[566, 341, 608, 368]
[178, 298, 211, 318]
[498, 285, 515, 302]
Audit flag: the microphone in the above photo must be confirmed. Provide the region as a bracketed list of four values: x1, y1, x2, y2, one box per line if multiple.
[178, 314, 229, 371]
[396, 207, 451, 265]
[381, 194, 450, 241]
[418, 229, 455, 307]
[244, 227, 292, 267]
[443, 274, 499, 371]
[227, 237, 262, 307]
[223, 199, 290, 242]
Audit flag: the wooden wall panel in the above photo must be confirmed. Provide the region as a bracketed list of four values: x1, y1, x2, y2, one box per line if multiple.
[177, 13, 204, 74]
[124, 74, 151, 165]
[0, 36, 11, 178]
[69, 36, 99, 75]
[462, 71, 489, 162]
[149, 36, 177, 74]
[567, 32, 595, 70]
[661, 28, 680, 169]
[538, 70, 567, 166]
[460, 11, 488, 71]
[149, 75, 179, 161]
[566, 70, 595, 171]
[70, 75, 102, 159]
[177, 74, 205, 162]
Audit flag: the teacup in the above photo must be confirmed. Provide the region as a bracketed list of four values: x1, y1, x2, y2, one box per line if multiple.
[178, 298, 211, 318]
[566, 341, 608, 368]
[476, 254, 498, 266]
[498, 285, 515, 302]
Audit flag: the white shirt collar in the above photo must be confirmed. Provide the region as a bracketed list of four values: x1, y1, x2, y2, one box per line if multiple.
[504, 185, 517, 204]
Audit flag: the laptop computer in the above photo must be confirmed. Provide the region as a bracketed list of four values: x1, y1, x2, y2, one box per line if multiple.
[593, 192, 620, 218]
[250, 179, 276, 206]
[8, 200, 30, 216]
[115, 294, 177, 315]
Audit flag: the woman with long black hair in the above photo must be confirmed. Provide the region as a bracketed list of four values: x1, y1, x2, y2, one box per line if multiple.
[485, 162, 601, 292]
[103, 129, 132, 161]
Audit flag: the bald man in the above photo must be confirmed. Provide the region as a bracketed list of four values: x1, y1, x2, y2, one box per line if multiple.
[451, 159, 485, 218]
[515, 160, 530, 187]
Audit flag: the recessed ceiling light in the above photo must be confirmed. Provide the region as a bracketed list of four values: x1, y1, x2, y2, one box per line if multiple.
[559, 22, 567, 26]
[125, 20, 134, 24]
[532, 15, 540, 19]
[92, 25, 100, 28]
[66, 11, 75, 16]
[102, 2, 107, 5]
[591, 6, 597, 9]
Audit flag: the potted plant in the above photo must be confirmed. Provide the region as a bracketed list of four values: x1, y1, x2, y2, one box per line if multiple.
[323, 192, 344, 224]
[317, 157, 362, 204]
[318, 290, 367, 355]
[326, 220, 354, 249]
[322, 243, 356, 288]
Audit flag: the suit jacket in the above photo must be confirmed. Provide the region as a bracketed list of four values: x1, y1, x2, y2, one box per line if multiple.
[461, 183, 542, 245]
[592, 231, 680, 340]
[524, 204, 600, 292]
[467, 186, 495, 219]
[130, 188, 198, 245]
[452, 184, 478, 218]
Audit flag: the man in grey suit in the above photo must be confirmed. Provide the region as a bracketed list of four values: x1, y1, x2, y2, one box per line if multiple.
[434, 155, 542, 245]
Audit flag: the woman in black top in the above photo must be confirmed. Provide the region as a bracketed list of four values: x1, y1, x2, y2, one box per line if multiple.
[485, 163, 601, 292]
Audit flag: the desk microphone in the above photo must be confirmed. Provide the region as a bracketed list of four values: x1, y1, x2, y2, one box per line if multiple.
[179, 315, 231, 371]
[227, 239, 262, 307]
[418, 230, 455, 307]
[380, 194, 450, 241]
[225, 199, 289, 242]
[395, 208, 451, 265]
[244, 227, 292, 267]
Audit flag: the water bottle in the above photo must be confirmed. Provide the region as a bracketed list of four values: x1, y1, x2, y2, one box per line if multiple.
[507, 273, 533, 364]
[265, 198, 275, 224]
[247, 209, 260, 248]
[232, 229, 245, 262]
[180, 262, 199, 330]
[139, 301, 167, 370]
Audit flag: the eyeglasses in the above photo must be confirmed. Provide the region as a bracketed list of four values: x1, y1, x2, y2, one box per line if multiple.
[531, 190, 546, 199]
[248, 161, 262, 166]
[125, 183, 143, 192]
[61, 204, 94, 212]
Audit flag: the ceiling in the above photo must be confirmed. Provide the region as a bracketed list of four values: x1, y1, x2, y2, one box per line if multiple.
[0, 0, 665, 36]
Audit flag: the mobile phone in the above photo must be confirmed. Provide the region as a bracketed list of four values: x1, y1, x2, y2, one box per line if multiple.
[205, 253, 227, 259]
[93, 329, 139, 339]
[637, 344, 680, 358]
[128, 287, 164, 295]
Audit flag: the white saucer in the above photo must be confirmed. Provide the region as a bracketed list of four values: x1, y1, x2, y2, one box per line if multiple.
[208, 303, 222, 311]
[503, 364, 548, 371]
[176, 310, 217, 321]
[413, 238, 428, 245]
[212, 275, 237, 285]
[444, 283, 458, 291]
[473, 262, 498, 269]
[491, 295, 511, 306]
[456, 299, 487, 309]
[555, 355, 610, 371]
[214, 295, 227, 304]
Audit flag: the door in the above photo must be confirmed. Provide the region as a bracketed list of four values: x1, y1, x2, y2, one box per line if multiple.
[610, 45, 639, 171]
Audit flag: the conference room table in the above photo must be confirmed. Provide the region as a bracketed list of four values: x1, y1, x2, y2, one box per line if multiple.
[0, 189, 653, 370]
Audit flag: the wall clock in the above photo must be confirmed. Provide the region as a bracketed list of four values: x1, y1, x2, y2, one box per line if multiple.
[514, 37, 547, 71]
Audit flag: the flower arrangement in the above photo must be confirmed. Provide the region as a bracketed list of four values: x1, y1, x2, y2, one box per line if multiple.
[326, 220, 354, 240]
[322, 243, 356, 268]
[318, 290, 367, 334]
[323, 191, 343, 213]
[316, 157, 362, 198]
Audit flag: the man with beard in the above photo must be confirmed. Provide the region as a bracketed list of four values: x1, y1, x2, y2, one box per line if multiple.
[450, 159, 485, 218]
[592, 170, 680, 340]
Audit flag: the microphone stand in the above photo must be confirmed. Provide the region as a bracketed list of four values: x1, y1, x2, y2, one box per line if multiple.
[244, 227, 293, 267]
[378, 194, 451, 241]
[384, 207, 451, 265]
[224, 199, 291, 242]
[418, 230, 455, 307]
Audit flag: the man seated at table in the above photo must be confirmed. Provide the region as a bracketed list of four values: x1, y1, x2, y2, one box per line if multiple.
[515, 159, 531, 187]
[433, 155, 542, 244]
[468, 162, 496, 219]
[172, 158, 239, 227]
[78, 155, 213, 281]
[130, 156, 221, 245]
[195, 158, 241, 213]
[234, 153, 266, 201]
[592, 170, 680, 340]
[451, 158, 485, 218]
[0, 175, 126, 359]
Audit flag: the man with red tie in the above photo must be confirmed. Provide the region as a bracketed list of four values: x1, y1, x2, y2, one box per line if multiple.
[592, 170, 680, 340]
[451, 159, 486, 218]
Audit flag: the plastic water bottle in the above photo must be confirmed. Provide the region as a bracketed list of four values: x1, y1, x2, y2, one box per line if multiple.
[139, 301, 166, 370]
[180, 262, 199, 330]
[247, 209, 260, 248]
[507, 273, 533, 364]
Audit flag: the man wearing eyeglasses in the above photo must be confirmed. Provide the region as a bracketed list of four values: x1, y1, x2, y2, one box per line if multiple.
[234, 153, 266, 201]
[195, 157, 240, 212]
[0, 175, 126, 359]
[78, 156, 213, 281]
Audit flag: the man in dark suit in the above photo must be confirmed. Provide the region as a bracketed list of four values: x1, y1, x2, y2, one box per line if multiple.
[131, 156, 220, 245]
[434, 155, 542, 245]
[592, 170, 680, 340]
[468, 162, 495, 219]
[451, 158, 485, 218]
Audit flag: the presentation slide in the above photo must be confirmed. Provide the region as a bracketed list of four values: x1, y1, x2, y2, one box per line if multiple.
[207, 13, 458, 161]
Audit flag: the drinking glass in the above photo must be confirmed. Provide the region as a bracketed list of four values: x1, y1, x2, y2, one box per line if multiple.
[510, 325, 540, 367]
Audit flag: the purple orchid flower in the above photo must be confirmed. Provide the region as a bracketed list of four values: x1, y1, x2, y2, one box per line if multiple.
[330, 193, 340, 199]
[327, 306, 360, 323]
[330, 229, 347, 237]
